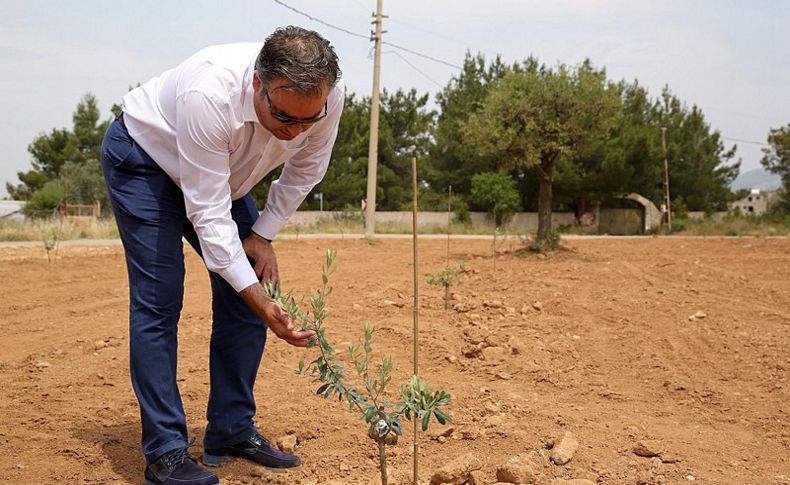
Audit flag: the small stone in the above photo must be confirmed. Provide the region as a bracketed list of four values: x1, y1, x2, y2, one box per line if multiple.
[496, 453, 542, 484]
[483, 414, 504, 428]
[35, 361, 51, 369]
[459, 425, 482, 440]
[691, 311, 707, 320]
[467, 469, 487, 485]
[685, 475, 695, 481]
[353, 303, 364, 311]
[632, 440, 662, 458]
[482, 346, 508, 362]
[462, 345, 482, 358]
[484, 402, 500, 414]
[505, 306, 516, 314]
[382, 299, 403, 308]
[550, 431, 579, 465]
[519, 304, 529, 315]
[446, 355, 458, 364]
[94, 340, 108, 350]
[276, 434, 298, 453]
[430, 452, 483, 484]
[451, 293, 463, 302]
[484, 300, 504, 309]
[532, 301, 543, 311]
[495, 372, 512, 380]
[453, 302, 474, 313]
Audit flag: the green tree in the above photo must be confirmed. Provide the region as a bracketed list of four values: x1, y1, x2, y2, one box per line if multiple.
[463, 59, 620, 241]
[469, 172, 520, 226]
[8, 94, 112, 213]
[761, 124, 790, 212]
[655, 90, 739, 212]
[425, 53, 513, 209]
[298, 89, 434, 212]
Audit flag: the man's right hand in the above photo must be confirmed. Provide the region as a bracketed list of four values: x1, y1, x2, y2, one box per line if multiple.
[239, 283, 316, 347]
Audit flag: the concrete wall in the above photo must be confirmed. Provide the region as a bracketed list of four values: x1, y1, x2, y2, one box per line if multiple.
[286, 210, 581, 232]
[0, 201, 25, 223]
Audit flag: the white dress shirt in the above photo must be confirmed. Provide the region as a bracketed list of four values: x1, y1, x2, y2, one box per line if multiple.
[121, 43, 344, 293]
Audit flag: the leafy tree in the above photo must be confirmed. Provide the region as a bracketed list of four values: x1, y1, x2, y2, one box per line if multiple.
[761, 124, 790, 212]
[425, 53, 513, 209]
[300, 89, 435, 212]
[469, 172, 520, 225]
[463, 59, 620, 241]
[23, 179, 63, 217]
[8, 94, 113, 214]
[654, 90, 739, 212]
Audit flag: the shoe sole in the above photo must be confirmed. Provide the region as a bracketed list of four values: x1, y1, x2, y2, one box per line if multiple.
[202, 453, 300, 473]
[144, 481, 220, 485]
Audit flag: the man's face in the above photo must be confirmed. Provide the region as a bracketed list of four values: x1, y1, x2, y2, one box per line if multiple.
[252, 72, 329, 141]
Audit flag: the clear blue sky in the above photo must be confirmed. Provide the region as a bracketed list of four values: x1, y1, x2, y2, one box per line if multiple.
[2, 0, 788, 197]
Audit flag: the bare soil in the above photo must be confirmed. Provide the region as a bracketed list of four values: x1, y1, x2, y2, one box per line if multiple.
[0, 237, 788, 485]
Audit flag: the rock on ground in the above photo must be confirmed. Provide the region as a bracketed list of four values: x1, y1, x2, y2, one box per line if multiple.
[496, 453, 544, 484]
[430, 452, 483, 484]
[632, 439, 663, 458]
[276, 434, 298, 453]
[550, 431, 579, 465]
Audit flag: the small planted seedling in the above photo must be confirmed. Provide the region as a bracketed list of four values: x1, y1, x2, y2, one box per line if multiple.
[264, 250, 451, 485]
[427, 262, 465, 310]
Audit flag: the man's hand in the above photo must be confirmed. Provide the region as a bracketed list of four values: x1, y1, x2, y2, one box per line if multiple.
[240, 283, 316, 347]
[243, 232, 279, 283]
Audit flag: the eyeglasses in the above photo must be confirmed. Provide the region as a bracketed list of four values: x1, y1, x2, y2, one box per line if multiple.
[264, 89, 328, 125]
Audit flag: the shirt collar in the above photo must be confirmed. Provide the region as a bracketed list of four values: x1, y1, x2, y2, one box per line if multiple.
[241, 59, 259, 123]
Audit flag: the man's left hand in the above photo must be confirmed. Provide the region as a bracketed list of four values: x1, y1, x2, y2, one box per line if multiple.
[243, 232, 279, 284]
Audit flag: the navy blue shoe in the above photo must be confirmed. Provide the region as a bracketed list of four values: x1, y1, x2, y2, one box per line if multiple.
[145, 448, 220, 485]
[203, 433, 300, 471]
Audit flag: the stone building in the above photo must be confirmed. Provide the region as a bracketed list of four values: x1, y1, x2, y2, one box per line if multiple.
[729, 189, 778, 216]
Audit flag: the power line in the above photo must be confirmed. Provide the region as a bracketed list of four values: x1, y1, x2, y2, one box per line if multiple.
[383, 51, 443, 88]
[272, 0, 368, 39]
[271, 0, 461, 69]
[382, 41, 461, 69]
[722, 136, 769, 146]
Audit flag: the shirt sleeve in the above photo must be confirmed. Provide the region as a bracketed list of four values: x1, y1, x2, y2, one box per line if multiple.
[252, 88, 345, 240]
[176, 90, 259, 292]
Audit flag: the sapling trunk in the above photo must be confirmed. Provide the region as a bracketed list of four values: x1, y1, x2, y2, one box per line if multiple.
[444, 283, 450, 310]
[378, 438, 388, 485]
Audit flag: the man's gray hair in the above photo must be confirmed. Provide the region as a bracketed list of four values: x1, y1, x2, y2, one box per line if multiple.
[256, 26, 341, 96]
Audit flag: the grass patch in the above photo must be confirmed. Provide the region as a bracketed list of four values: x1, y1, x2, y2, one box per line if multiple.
[0, 217, 119, 242]
[672, 213, 790, 237]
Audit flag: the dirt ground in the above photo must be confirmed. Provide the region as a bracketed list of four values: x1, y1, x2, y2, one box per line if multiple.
[0, 236, 788, 485]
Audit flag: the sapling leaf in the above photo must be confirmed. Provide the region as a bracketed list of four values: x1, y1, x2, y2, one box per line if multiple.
[421, 411, 431, 431]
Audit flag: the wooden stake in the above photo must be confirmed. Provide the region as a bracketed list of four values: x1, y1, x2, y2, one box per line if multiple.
[446, 185, 452, 264]
[410, 156, 419, 484]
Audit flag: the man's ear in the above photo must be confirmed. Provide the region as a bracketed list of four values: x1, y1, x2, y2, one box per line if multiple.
[253, 71, 261, 93]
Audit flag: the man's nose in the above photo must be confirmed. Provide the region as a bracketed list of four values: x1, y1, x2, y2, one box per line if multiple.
[284, 124, 308, 138]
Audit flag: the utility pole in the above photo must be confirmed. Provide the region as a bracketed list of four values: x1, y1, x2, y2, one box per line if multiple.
[661, 127, 672, 231]
[365, 0, 385, 238]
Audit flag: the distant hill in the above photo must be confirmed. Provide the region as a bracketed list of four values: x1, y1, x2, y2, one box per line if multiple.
[731, 167, 782, 191]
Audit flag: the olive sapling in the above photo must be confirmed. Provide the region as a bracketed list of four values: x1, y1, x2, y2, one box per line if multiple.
[263, 250, 451, 485]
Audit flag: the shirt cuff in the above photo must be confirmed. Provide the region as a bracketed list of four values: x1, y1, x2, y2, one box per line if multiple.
[217, 251, 259, 293]
[251, 209, 288, 241]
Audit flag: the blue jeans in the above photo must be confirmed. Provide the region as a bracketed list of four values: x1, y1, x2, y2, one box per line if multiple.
[100, 115, 267, 464]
